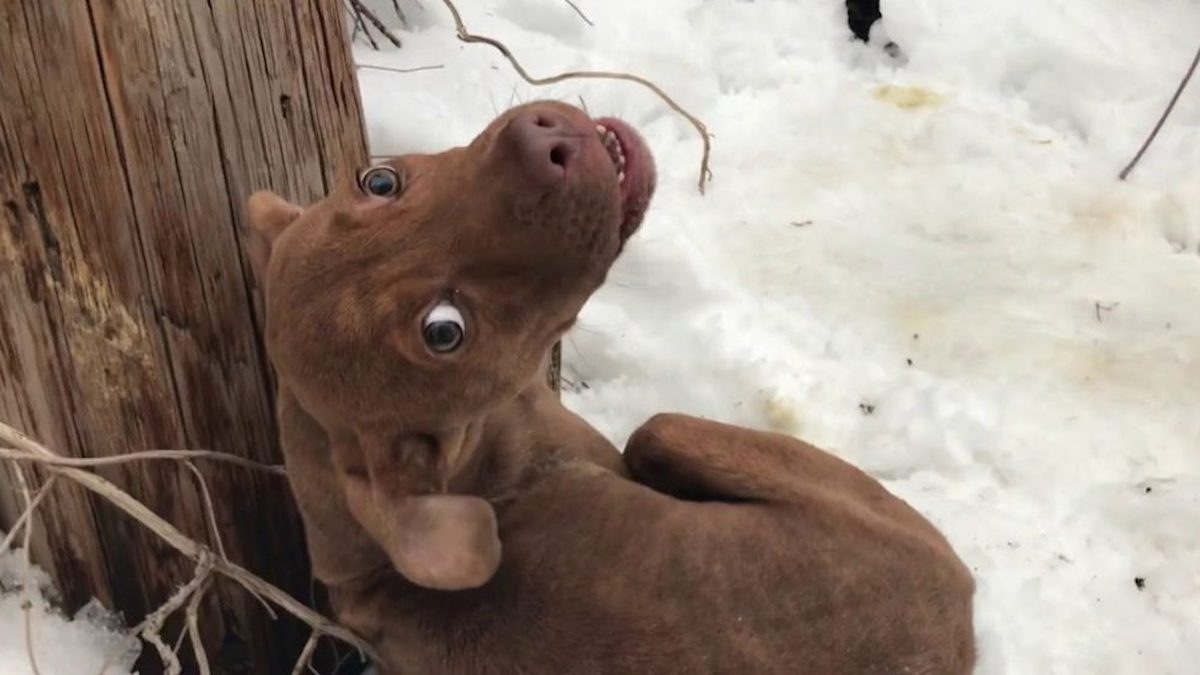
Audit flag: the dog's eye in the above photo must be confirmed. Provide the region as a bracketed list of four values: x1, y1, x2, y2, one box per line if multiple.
[359, 166, 403, 197]
[423, 301, 465, 353]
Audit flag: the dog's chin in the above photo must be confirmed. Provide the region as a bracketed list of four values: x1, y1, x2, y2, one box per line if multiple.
[513, 181, 624, 261]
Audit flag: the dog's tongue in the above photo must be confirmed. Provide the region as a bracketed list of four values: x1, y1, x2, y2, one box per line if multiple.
[595, 117, 657, 239]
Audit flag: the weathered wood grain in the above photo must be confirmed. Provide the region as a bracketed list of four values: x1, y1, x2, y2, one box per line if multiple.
[0, 1, 367, 673]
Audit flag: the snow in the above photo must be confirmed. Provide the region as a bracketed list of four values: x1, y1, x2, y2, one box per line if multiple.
[356, 0, 1200, 672]
[0, 544, 137, 675]
[3, 0, 1197, 672]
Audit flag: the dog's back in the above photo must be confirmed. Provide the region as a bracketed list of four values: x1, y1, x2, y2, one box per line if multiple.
[329, 412, 975, 675]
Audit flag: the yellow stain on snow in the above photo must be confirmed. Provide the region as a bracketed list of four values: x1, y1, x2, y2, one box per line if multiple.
[872, 84, 946, 111]
[765, 395, 805, 437]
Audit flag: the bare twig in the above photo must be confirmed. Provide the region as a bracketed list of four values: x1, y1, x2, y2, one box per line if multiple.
[347, 0, 381, 51]
[1120, 41, 1200, 180]
[14, 464, 44, 675]
[0, 421, 381, 670]
[349, 0, 404, 48]
[358, 63, 445, 75]
[141, 557, 213, 675]
[290, 632, 322, 675]
[183, 461, 227, 561]
[23, 600, 42, 675]
[564, 0, 594, 26]
[185, 579, 213, 675]
[345, 0, 376, 49]
[0, 447, 286, 475]
[0, 475, 55, 555]
[438, 0, 714, 193]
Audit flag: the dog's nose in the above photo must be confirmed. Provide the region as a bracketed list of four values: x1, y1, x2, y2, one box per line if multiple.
[503, 111, 579, 188]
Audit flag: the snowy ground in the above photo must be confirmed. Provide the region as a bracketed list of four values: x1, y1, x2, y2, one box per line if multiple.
[3, 0, 1198, 672]
[0, 546, 136, 674]
[355, 0, 1200, 672]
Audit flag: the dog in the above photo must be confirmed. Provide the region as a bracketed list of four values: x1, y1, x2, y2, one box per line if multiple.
[246, 101, 975, 674]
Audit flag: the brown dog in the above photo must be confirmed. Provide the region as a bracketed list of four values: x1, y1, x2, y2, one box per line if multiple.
[246, 101, 976, 674]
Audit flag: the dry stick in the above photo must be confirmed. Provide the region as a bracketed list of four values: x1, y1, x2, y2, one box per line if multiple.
[358, 63, 445, 75]
[184, 461, 228, 561]
[0, 422, 381, 665]
[185, 578, 213, 675]
[345, 0, 380, 50]
[0, 447, 287, 475]
[1119, 40, 1200, 180]
[23, 608, 42, 675]
[170, 617, 189, 660]
[564, 0, 594, 27]
[13, 464, 44, 675]
[0, 474, 56, 555]
[350, 0, 404, 48]
[438, 0, 714, 194]
[142, 557, 214, 675]
[290, 632, 322, 675]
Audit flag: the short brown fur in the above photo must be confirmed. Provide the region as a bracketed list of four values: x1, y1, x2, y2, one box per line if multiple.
[247, 101, 976, 674]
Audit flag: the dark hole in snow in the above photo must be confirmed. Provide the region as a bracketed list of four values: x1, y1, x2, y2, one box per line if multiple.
[906, 358, 913, 366]
[1135, 577, 1146, 591]
[859, 402, 876, 415]
[1145, 486, 1153, 494]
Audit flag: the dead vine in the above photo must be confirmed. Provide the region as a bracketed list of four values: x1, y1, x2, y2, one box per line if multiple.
[438, 0, 714, 194]
[0, 421, 379, 675]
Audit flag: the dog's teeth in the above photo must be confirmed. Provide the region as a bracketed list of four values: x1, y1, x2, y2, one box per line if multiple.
[618, 171, 625, 184]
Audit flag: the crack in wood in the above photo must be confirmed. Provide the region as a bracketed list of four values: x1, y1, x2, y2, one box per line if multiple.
[21, 181, 63, 286]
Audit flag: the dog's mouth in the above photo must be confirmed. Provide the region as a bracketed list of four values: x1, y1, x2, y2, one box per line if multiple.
[595, 122, 629, 184]
[592, 117, 656, 239]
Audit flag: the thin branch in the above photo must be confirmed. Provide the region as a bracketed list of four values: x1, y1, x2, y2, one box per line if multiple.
[185, 580, 213, 675]
[0, 422, 382, 667]
[564, 0, 594, 27]
[437, 0, 714, 194]
[0, 447, 286, 475]
[0, 475, 56, 555]
[141, 555, 213, 675]
[357, 63, 445, 75]
[349, 0, 404, 48]
[1120, 40, 1200, 180]
[290, 632, 322, 675]
[345, 0, 380, 50]
[23, 601, 42, 675]
[14, 464, 43, 675]
[184, 461, 228, 561]
[143, 629, 182, 675]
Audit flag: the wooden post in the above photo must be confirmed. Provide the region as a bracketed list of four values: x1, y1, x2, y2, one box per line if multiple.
[0, 1, 367, 673]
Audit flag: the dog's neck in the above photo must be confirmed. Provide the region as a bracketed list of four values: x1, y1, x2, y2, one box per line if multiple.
[282, 378, 624, 587]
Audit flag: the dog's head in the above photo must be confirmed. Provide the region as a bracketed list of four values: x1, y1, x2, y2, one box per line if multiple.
[247, 101, 656, 590]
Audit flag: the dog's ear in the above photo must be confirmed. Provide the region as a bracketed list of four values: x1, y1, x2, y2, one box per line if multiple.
[245, 190, 303, 288]
[339, 432, 502, 591]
